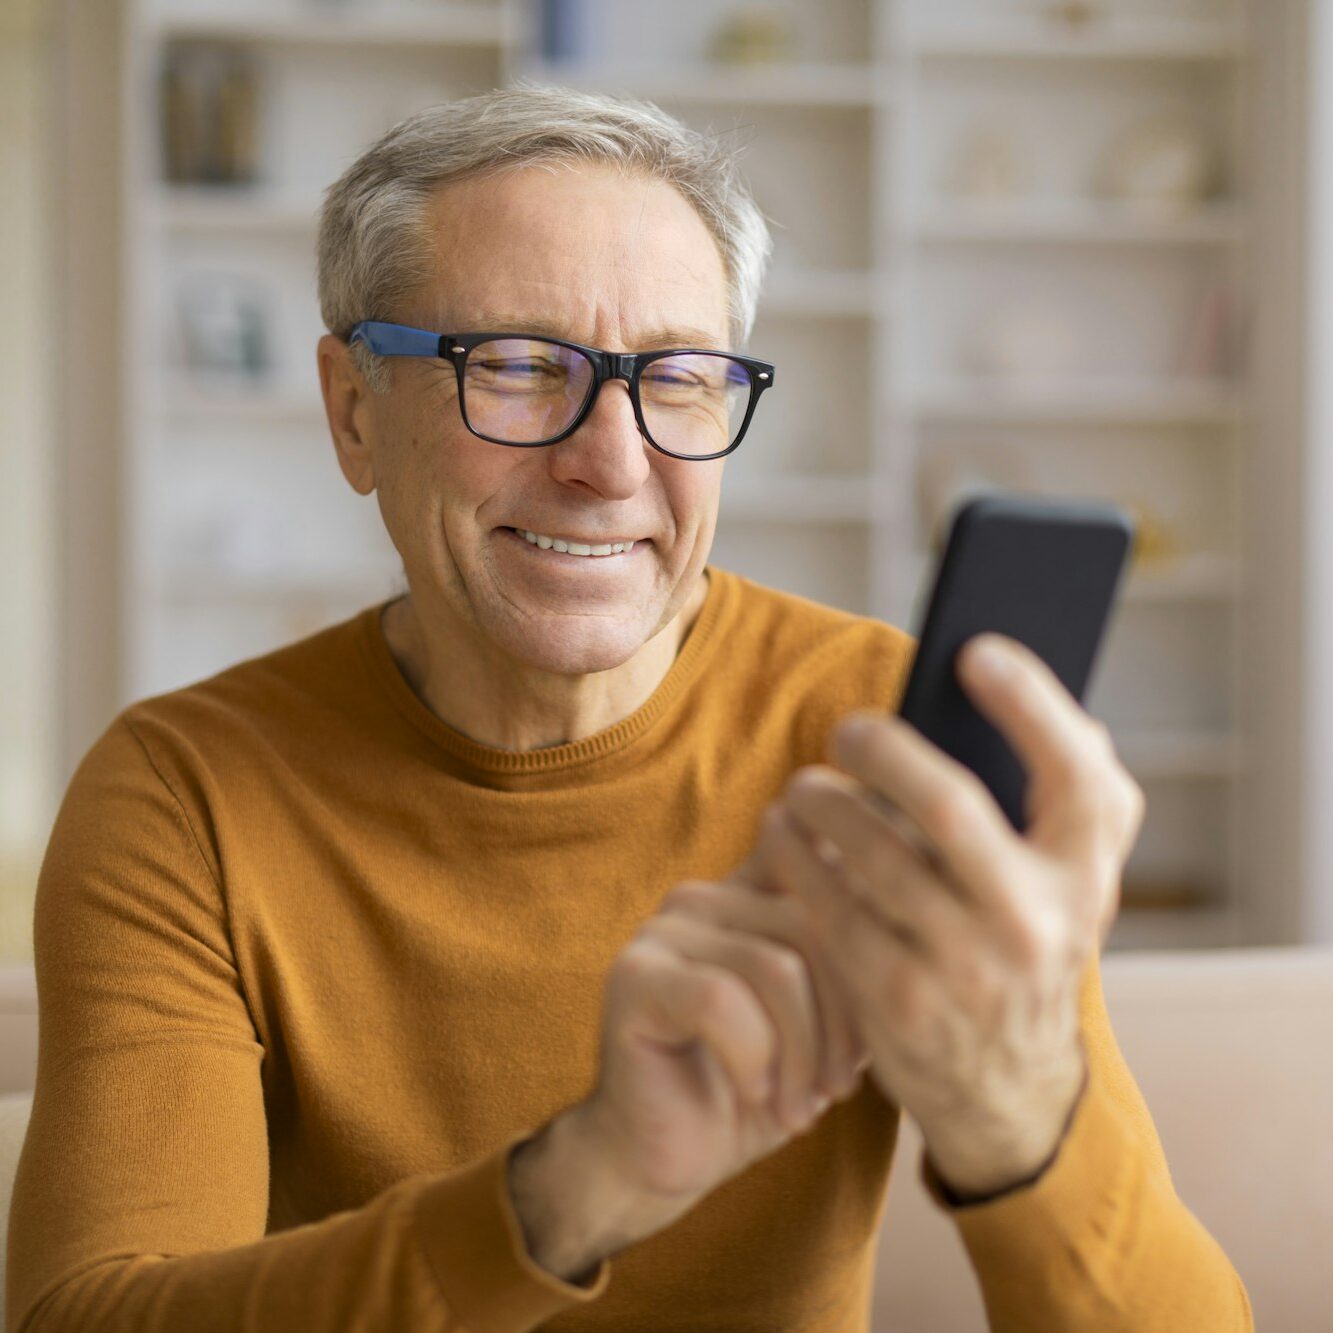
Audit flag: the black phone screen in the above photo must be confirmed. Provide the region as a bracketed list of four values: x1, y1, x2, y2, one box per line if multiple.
[897, 494, 1134, 831]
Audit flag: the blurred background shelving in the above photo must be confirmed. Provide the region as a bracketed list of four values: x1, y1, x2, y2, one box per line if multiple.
[112, 0, 1307, 951]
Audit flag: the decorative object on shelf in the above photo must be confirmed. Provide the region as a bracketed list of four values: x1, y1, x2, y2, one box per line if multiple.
[160, 41, 261, 186]
[1120, 876, 1213, 911]
[968, 302, 1081, 382]
[1097, 117, 1217, 218]
[1043, 1, 1104, 31]
[1177, 275, 1245, 379]
[1122, 500, 1184, 572]
[947, 126, 1027, 201]
[537, 0, 595, 64]
[176, 273, 272, 389]
[708, 6, 795, 66]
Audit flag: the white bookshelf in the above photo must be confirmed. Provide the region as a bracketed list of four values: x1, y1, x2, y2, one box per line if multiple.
[520, 60, 889, 108]
[915, 198, 1248, 245]
[913, 378, 1246, 424]
[911, 17, 1246, 62]
[144, 5, 509, 48]
[122, 0, 1292, 949]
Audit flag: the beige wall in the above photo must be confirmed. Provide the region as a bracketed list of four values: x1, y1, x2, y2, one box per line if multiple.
[0, 0, 56, 960]
[0, 0, 123, 962]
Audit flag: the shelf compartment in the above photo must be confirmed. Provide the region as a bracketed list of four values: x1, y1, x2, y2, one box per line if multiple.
[720, 475, 876, 523]
[913, 378, 1245, 425]
[150, 188, 320, 233]
[1125, 554, 1240, 603]
[1115, 732, 1243, 781]
[903, 550, 1240, 606]
[708, 520, 869, 615]
[762, 269, 879, 319]
[913, 200, 1246, 246]
[146, 5, 506, 49]
[156, 569, 402, 606]
[911, 20, 1245, 63]
[520, 61, 885, 108]
[1105, 903, 1238, 951]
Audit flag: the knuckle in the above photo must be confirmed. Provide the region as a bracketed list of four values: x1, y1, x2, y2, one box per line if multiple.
[1059, 738, 1097, 787]
[832, 713, 880, 762]
[660, 879, 715, 915]
[611, 937, 659, 989]
[920, 784, 973, 842]
[953, 767, 994, 817]
[1086, 717, 1114, 755]
[1067, 753, 1109, 813]
[694, 970, 745, 1021]
[625, 922, 655, 951]
[1095, 766, 1143, 844]
[786, 764, 835, 807]
[1008, 906, 1065, 971]
[1120, 772, 1147, 833]
[756, 941, 808, 991]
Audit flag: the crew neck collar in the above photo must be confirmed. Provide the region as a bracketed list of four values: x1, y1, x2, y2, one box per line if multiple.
[355, 566, 735, 784]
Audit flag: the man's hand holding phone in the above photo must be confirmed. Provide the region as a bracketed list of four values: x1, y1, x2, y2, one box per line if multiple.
[508, 495, 1143, 1280]
[750, 632, 1145, 1202]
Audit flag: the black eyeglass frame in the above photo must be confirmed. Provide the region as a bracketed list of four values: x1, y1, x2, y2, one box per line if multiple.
[347, 320, 776, 462]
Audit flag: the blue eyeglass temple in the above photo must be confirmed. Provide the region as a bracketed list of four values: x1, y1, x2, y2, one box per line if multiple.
[348, 321, 442, 357]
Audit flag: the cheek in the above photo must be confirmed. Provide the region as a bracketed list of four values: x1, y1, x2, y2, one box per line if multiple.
[390, 408, 490, 511]
[664, 462, 723, 539]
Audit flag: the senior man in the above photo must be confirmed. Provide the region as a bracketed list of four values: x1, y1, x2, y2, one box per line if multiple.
[9, 87, 1250, 1332]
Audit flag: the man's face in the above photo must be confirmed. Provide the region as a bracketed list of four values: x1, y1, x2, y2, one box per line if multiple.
[356, 162, 732, 676]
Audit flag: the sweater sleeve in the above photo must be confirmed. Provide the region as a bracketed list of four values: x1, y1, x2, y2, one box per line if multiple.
[6, 717, 608, 1333]
[916, 948, 1254, 1332]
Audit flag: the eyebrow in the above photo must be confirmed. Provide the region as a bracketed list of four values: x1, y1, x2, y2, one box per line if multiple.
[452, 311, 728, 352]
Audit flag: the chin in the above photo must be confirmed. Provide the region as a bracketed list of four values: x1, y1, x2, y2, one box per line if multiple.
[495, 615, 658, 676]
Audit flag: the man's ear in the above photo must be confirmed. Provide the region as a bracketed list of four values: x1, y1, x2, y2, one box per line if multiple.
[319, 333, 378, 496]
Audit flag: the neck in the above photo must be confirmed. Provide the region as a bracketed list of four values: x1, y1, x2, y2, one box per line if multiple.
[380, 572, 710, 752]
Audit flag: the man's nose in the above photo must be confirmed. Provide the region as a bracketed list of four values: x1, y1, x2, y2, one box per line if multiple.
[546, 377, 651, 500]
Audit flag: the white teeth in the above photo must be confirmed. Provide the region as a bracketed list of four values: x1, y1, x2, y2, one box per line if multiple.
[515, 528, 636, 557]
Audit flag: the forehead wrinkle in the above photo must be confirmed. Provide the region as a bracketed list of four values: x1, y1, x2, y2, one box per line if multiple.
[437, 273, 727, 350]
[422, 179, 729, 349]
[452, 312, 725, 351]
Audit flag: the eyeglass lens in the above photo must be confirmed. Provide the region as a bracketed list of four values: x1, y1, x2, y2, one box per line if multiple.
[461, 338, 753, 457]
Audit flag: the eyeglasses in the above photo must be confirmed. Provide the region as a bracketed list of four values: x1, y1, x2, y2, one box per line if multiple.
[347, 321, 776, 461]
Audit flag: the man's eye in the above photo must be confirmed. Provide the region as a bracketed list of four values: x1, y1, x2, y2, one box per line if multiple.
[644, 368, 702, 387]
[478, 359, 555, 373]
[472, 359, 565, 382]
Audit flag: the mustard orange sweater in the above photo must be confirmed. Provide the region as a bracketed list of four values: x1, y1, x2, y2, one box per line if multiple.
[8, 567, 1251, 1331]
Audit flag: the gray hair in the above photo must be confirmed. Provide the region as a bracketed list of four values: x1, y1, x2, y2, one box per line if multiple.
[317, 82, 773, 390]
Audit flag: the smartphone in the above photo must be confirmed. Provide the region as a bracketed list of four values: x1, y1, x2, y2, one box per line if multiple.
[897, 494, 1135, 831]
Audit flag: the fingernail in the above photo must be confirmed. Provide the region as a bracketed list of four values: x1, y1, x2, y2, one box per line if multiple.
[838, 714, 877, 743]
[968, 636, 1011, 682]
[808, 1093, 830, 1120]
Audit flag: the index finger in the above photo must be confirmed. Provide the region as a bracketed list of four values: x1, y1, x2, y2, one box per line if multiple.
[827, 714, 1020, 913]
[957, 634, 1118, 847]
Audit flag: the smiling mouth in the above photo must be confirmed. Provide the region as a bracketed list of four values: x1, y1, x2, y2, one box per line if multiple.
[505, 527, 642, 558]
